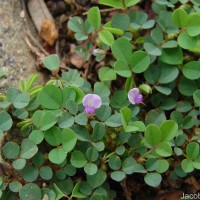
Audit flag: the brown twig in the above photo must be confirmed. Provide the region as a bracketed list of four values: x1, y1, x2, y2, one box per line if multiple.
[120, 178, 132, 200]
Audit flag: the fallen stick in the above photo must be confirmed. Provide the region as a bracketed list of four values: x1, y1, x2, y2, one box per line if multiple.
[27, 0, 58, 46]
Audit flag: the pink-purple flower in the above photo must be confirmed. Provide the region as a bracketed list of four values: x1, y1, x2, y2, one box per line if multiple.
[128, 88, 143, 105]
[82, 94, 102, 114]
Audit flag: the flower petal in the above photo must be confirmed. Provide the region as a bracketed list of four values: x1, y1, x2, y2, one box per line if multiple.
[135, 94, 143, 103]
[82, 94, 94, 107]
[85, 107, 95, 114]
[91, 94, 102, 109]
[128, 88, 143, 105]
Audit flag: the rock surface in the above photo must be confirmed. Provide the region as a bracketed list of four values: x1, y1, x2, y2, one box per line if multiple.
[0, 0, 44, 93]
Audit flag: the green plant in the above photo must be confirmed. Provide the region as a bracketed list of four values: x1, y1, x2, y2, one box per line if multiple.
[1, 0, 200, 199]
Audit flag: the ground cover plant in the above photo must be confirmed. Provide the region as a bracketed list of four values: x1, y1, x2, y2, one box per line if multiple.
[1, 0, 200, 199]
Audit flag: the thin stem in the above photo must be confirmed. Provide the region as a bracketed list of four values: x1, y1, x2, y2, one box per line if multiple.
[138, 145, 157, 162]
[83, 8, 117, 15]
[120, 179, 132, 200]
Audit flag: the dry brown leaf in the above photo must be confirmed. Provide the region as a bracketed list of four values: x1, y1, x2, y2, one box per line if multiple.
[155, 190, 183, 200]
[70, 54, 84, 69]
[40, 19, 58, 46]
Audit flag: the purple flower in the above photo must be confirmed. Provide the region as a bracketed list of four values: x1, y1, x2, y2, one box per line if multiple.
[128, 88, 143, 105]
[82, 94, 102, 114]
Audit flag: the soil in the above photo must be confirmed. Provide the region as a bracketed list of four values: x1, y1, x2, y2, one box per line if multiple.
[0, 0, 45, 93]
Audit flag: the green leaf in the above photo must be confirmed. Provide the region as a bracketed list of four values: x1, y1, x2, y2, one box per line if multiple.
[87, 169, 107, 188]
[142, 20, 155, 29]
[12, 158, 26, 170]
[130, 51, 150, 73]
[144, 173, 162, 187]
[156, 159, 169, 173]
[38, 85, 62, 109]
[99, 0, 139, 8]
[22, 165, 38, 182]
[9, 180, 22, 193]
[32, 110, 44, 128]
[45, 126, 62, 146]
[72, 181, 87, 198]
[75, 113, 88, 125]
[114, 60, 131, 77]
[19, 183, 42, 200]
[7, 87, 20, 102]
[160, 120, 178, 141]
[145, 124, 161, 146]
[158, 62, 179, 84]
[75, 33, 88, 41]
[96, 105, 111, 121]
[72, 125, 91, 142]
[13, 92, 30, 109]
[41, 111, 57, 131]
[120, 107, 139, 132]
[172, 8, 188, 28]
[156, 142, 172, 157]
[3, 142, 20, 159]
[99, 67, 116, 81]
[144, 42, 161, 56]
[110, 91, 129, 108]
[178, 31, 197, 49]
[151, 28, 163, 45]
[86, 147, 99, 162]
[108, 155, 122, 170]
[94, 82, 110, 105]
[122, 157, 136, 174]
[99, 0, 124, 8]
[13, 108, 28, 119]
[145, 158, 158, 171]
[110, 171, 126, 182]
[193, 89, 200, 106]
[62, 69, 84, 87]
[62, 87, 76, 107]
[70, 151, 87, 168]
[43, 55, 60, 71]
[162, 40, 177, 48]
[20, 139, 38, 159]
[178, 76, 198, 96]
[70, 86, 85, 104]
[84, 163, 98, 175]
[0, 111, 13, 131]
[105, 113, 122, 127]
[111, 38, 133, 64]
[186, 142, 199, 160]
[58, 113, 74, 128]
[181, 159, 194, 173]
[160, 46, 183, 65]
[53, 183, 64, 200]
[125, 0, 140, 7]
[39, 166, 53, 180]
[67, 17, 84, 33]
[111, 13, 130, 30]
[182, 61, 200, 80]
[145, 108, 166, 126]
[65, 164, 76, 176]
[186, 13, 200, 37]
[32, 152, 44, 167]
[92, 123, 106, 141]
[103, 26, 123, 35]
[29, 130, 44, 145]
[87, 7, 101, 28]
[62, 128, 77, 153]
[48, 147, 66, 164]
[98, 30, 114, 46]
[155, 86, 171, 95]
